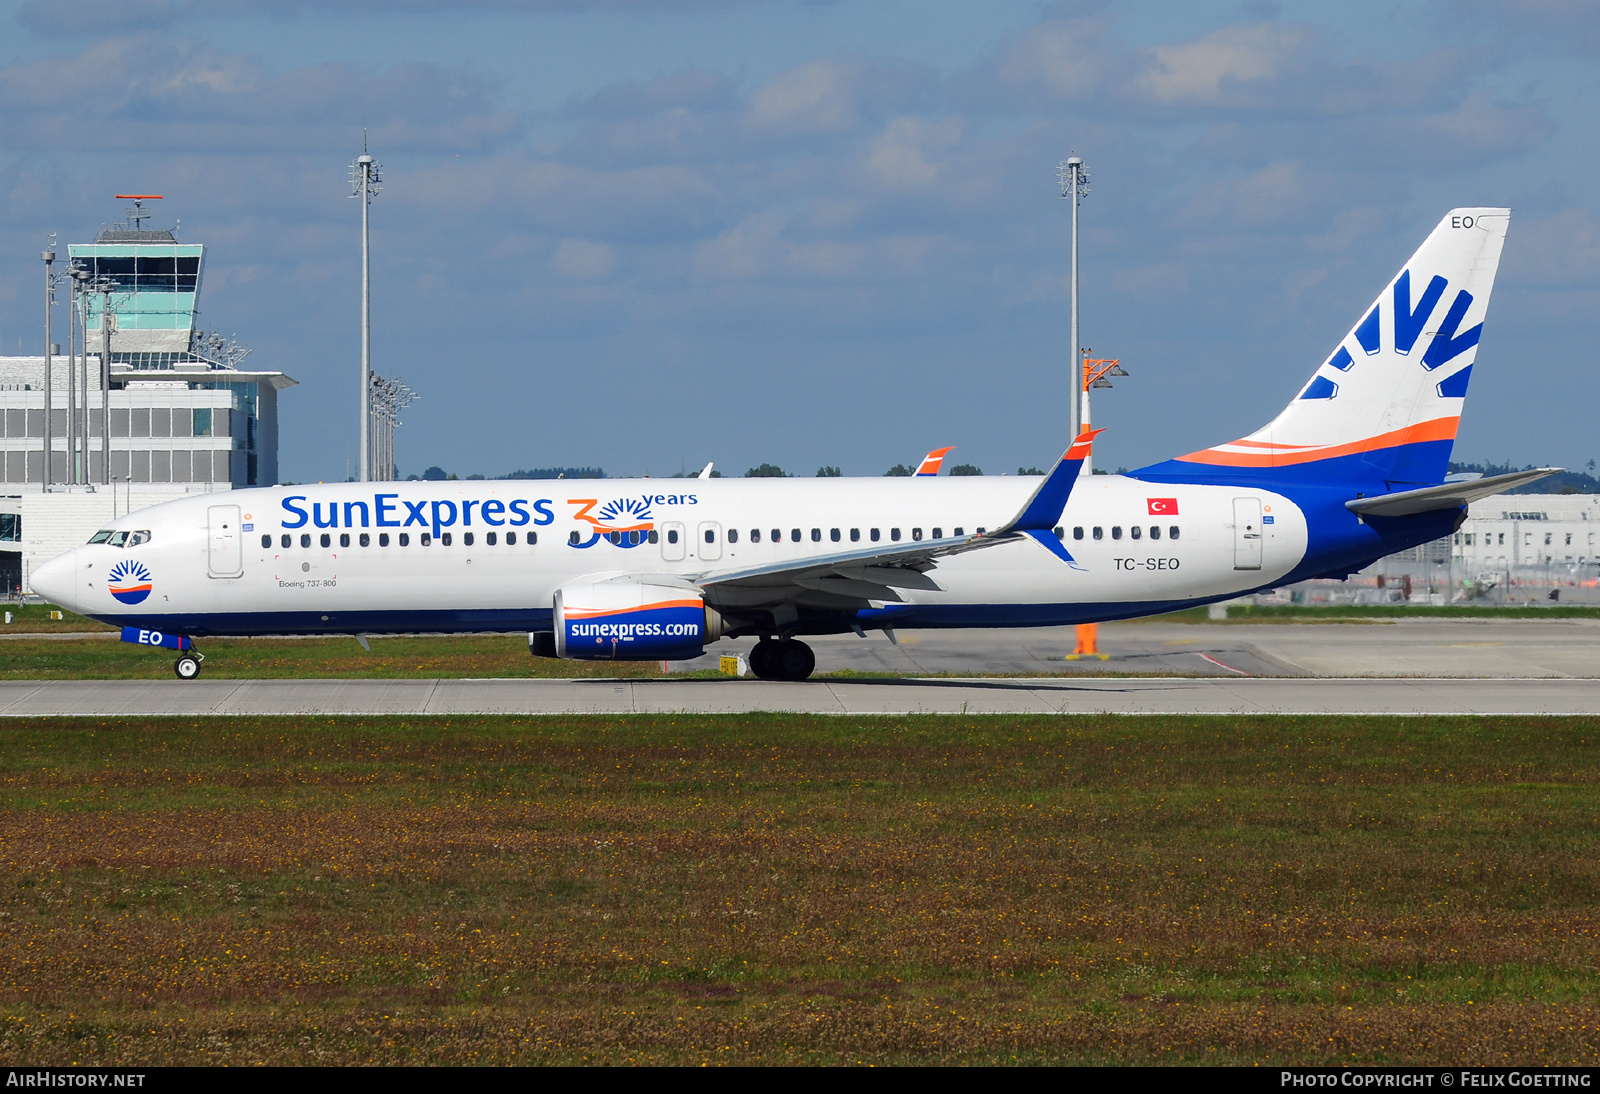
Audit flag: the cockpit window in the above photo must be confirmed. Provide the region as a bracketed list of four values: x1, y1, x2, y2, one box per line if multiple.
[107, 531, 129, 547]
[128, 530, 151, 547]
[87, 530, 113, 544]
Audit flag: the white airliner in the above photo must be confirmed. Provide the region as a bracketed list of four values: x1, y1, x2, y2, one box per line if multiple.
[31, 208, 1556, 680]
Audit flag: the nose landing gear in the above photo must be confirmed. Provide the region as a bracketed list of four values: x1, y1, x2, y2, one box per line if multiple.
[174, 652, 203, 679]
[748, 638, 816, 681]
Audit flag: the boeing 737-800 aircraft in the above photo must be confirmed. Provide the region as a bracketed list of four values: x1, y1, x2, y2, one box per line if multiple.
[31, 208, 1555, 680]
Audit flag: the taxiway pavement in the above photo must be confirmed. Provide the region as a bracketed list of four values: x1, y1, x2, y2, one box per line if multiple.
[3, 676, 1599, 717]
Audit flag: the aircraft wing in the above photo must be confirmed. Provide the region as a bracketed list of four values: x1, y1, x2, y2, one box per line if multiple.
[696, 429, 1100, 612]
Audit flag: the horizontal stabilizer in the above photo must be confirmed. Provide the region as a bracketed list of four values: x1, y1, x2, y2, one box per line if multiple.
[1345, 468, 1561, 518]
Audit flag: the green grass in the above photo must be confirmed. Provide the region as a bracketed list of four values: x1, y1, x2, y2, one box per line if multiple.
[0, 713, 1597, 1065]
[1218, 603, 1600, 621]
[0, 633, 668, 680]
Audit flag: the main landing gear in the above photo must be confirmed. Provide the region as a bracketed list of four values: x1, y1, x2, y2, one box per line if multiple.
[748, 638, 815, 681]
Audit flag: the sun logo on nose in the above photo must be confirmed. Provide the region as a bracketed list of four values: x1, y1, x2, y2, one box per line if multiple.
[107, 560, 153, 605]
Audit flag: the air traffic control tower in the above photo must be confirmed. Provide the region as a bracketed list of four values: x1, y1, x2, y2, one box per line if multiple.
[0, 197, 298, 592]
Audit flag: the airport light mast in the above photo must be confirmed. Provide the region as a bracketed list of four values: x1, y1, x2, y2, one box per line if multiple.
[1058, 155, 1090, 442]
[41, 239, 56, 489]
[351, 134, 382, 483]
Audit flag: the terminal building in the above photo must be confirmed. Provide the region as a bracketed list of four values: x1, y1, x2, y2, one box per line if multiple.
[0, 200, 295, 592]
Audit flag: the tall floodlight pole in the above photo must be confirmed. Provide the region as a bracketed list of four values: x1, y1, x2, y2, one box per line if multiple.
[76, 269, 91, 484]
[351, 135, 382, 483]
[1058, 155, 1090, 442]
[66, 268, 79, 484]
[96, 278, 115, 485]
[41, 244, 56, 489]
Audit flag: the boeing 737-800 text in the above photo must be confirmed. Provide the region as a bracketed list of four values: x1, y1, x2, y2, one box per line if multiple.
[31, 209, 1555, 680]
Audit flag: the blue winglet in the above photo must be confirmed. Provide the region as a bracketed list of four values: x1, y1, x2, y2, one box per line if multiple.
[1024, 528, 1081, 567]
[1006, 428, 1101, 533]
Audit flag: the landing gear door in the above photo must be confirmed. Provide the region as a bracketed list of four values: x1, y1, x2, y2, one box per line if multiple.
[1233, 497, 1262, 571]
[207, 504, 243, 578]
[661, 521, 686, 562]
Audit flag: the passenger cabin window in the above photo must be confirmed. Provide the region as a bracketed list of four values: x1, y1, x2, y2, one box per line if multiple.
[667, 529, 678, 544]
[704, 529, 716, 544]
[771, 529, 780, 543]
[850, 529, 860, 542]
[932, 527, 942, 539]
[891, 528, 901, 541]
[1093, 527, 1103, 540]
[443, 533, 453, 546]
[528, 532, 537, 545]
[1150, 526, 1160, 540]
[830, 528, 841, 542]
[728, 529, 738, 543]
[339, 533, 350, 548]
[954, 527, 964, 537]
[421, 533, 433, 546]
[791, 529, 801, 542]
[462, 533, 473, 546]
[360, 533, 370, 547]
[281, 534, 291, 548]
[871, 529, 880, 541]
[570, 531, 581, 545]
[486, 532, 497, 546]
[504, 532, 515, 545]
[300, 533, 311, 548]
[379, 533, 390, 547]
[1053, 527, 1063, 540]
[811, 528, 821, 542]
[1073, 527, 1084, 540]
[1112, 526, 1123, 540]
[751, 529, 761, 543]
[1130, 526, 1141, 540]
[912, 528, 922, 541]
[320, 533, 332, 548]
[648, 530, 658, 544]
[399, 533, 409, 546]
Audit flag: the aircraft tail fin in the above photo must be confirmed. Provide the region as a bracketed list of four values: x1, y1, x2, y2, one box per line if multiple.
[1135, 209, 1509, 489]
[915, 447, 955, 477]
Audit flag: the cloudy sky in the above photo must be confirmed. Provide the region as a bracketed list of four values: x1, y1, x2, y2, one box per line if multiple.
[0, 0, 1594, 481]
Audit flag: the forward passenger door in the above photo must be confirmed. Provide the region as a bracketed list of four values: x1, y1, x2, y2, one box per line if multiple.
[207, 504, 243, 578]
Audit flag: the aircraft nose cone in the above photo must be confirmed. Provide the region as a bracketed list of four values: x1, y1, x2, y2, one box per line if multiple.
[30, 548, 78, 609]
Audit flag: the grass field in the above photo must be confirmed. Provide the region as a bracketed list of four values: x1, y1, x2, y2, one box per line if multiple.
[0, 713, 1597, 1065]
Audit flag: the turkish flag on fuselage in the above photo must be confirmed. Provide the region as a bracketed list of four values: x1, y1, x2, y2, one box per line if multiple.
[1147, 498, 1178, 515]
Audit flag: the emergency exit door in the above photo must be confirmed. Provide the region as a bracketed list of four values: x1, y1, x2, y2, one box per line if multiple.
[1233, 497, 1262, 571]
[207, 504, 243, 578]
[660, 522, 686, 562]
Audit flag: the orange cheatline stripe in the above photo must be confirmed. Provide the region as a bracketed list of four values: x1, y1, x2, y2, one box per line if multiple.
[565, 599, 703, 620]
[1175, 417, 1460, 467]
[114, 194, 163, 199]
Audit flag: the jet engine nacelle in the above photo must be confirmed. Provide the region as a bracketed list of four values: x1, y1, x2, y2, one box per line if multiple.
[552, 580, 724, 661]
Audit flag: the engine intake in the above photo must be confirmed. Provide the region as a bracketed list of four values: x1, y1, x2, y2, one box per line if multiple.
[553, 580, 723, 661]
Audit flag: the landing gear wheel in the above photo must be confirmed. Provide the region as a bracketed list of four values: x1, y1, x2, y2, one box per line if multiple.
[748, 639, 779, 680]
[771, 639, 815, 681]
[174, 654, 201, 680]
